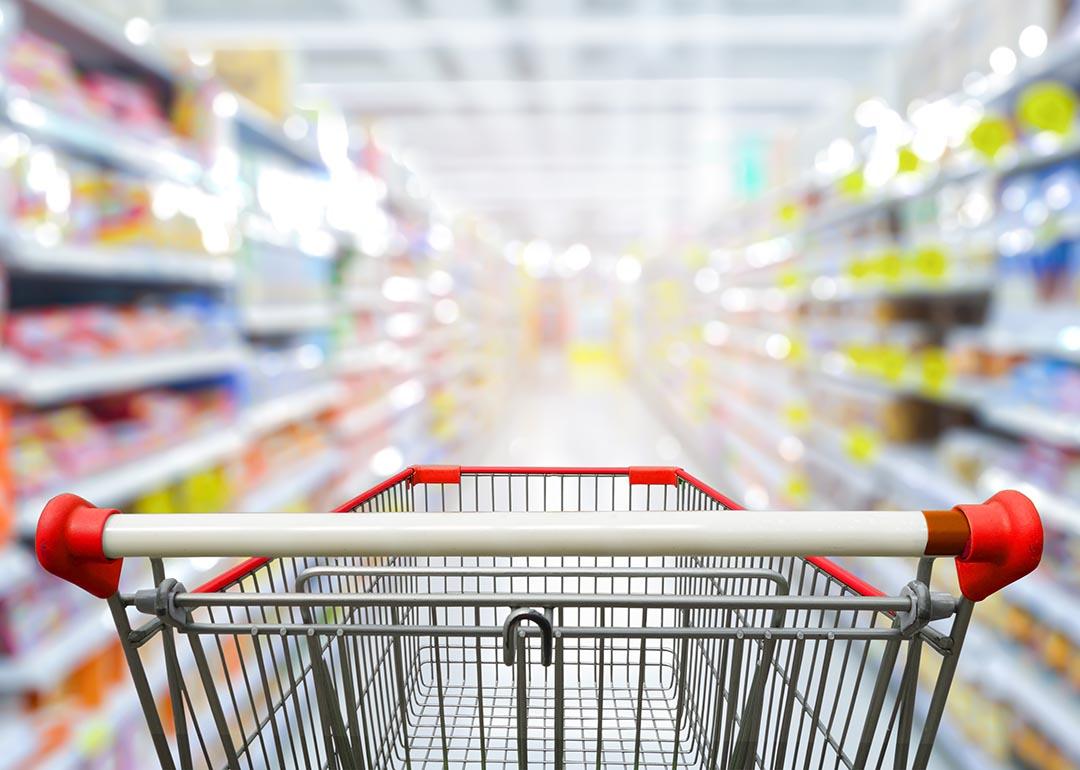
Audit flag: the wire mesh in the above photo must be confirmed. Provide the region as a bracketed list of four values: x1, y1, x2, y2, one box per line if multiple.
[115, 469, 966, 770]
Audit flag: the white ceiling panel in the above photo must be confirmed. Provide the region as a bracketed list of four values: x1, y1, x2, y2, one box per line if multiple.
[151, 0, 916, 247]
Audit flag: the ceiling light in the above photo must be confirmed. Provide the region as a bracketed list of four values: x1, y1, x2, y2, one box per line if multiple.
[523, 240, 554, 277]
[433, 298, 460, 325]
[615, 255, 642, 284]
[702, 321, 729, 346]
[694, 267, 720, 293]
[212, 91, 239, 118]
[427, 270, 454, 296]
[562, 243, 592, 272]
[989, 46, 1018, 76]
[827, 138, 856, 172]
[370, 446, 404, 476]
[188, 49, 213, 68]
[124, 16, 152, 46]
[283, 115, 309, 141]
[765, 333, 792, 360]
[854, 98, 888, 128]
[1019, 25, 1048, 58]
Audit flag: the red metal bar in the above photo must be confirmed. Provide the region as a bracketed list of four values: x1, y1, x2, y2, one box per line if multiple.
[628, 467, 679, 485]
[456, 466, 639, 476]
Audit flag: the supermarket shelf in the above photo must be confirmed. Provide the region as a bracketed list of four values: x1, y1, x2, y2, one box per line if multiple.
[242, 214, 337, 259]
[16, 429, 245, 532]
[977, 465, 1080, 538]
[866, 441, 977, 510]
[336, 396, 393, 438]
[21, 0, 177, 82]
[336, 342, 386, 374]
[244, 381, 345, 436]
[983, 30, 1080, 106]
[0, 547, 34, 590]
[2, 93, 205, 185]
[807, 273, 995, 303]
[0, 606, 114, 690]
[979, 325, 1080, 364]
[12, 346, 246, 404]
[240, 303, 337, 334]
[235, 450, 342, 512]
[980, 402, 1080, 448]
[0, 718, 38, 770]
[815, 365, 988, 410]
[342, 286, 388, 310]
[2, 236, 237, 285]
[236, 99, 324, 170]
[1003, 570, 1080, 646]
[964, 624, 1080, 764]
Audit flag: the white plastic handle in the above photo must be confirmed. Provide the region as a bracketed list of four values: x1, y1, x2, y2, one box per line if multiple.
[99, 510, 932, 559]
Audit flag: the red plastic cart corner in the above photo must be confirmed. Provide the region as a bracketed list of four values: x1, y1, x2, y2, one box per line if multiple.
[36, 493, 123, 599]
[953, 490, 1042, 602]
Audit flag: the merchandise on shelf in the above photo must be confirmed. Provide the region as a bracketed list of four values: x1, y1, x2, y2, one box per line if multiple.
[3, 299, 235, 364]
[11, 386, 237, 497]
[4, 135, 233, 256]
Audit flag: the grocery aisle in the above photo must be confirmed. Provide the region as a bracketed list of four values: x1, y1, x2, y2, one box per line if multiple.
[467, 353, 692, 469]
[3, 1, 1077, 769]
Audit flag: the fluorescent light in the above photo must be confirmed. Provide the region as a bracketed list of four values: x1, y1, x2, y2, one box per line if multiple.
[989, 46, 1017, 76]
[188, 49, 214, 67]
[213, 91, 239, 118]
[283, 115, 309, 141]
[124, 17, 152, 46]
[370, 446, 404, 476]
[1019, 25, 1048, 58]
[615, 255, 642, 283]
[854, 98, 888, 128]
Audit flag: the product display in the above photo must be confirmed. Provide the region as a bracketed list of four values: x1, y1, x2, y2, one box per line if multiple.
[11, 386, 237, 497]
[4, 300, 235, 364]
[629, 12, 1080, 769]
[0, 6, 516, 768]
[2, 2, 1079, 769]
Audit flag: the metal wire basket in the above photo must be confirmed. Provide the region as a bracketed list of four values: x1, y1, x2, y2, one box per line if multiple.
[36, 465, 1042, 770]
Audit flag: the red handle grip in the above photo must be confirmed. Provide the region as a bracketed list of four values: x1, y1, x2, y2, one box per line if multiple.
[36, 494, 124, 598]
[954, 490, 1042, 601]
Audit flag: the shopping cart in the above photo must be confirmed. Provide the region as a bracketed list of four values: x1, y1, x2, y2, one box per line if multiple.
[37, 466, 1042, 770]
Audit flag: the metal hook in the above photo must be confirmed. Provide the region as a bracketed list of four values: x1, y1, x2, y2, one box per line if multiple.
[502, 607, 554, 667]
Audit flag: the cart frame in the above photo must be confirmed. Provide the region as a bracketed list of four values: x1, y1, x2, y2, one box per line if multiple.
[37, 465, 1042, 770]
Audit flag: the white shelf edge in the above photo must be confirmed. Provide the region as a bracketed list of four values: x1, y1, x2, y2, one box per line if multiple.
[3, 92, 206, 185]
[17, 429, 245, 532]
[3, 237, 237, 285]
[240, 303, 338, 334]
[244, 382, 345, 436]
[13, 346, 246, 405]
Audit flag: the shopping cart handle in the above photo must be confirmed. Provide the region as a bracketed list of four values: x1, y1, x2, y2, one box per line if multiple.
[36, 494, 122, 599]
[35, 490, 1042, 602]
[952, 490, 1042, 601]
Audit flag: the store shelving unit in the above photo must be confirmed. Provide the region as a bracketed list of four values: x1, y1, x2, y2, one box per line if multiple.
[633, 20, 1080, 770]
[0, 2, 519, 767]
[14, 429, 244, 531]
[12, 346, 247, 404]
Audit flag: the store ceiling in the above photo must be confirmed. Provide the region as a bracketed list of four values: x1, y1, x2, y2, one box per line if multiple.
[153, 0, 916, 249]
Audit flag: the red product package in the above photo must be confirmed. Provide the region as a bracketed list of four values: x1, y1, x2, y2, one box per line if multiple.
[81, 72, 167, 133]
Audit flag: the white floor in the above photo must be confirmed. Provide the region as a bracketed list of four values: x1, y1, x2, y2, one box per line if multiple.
[462, 353, 696, 470]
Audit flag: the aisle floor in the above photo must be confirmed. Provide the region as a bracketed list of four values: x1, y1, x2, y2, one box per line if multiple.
[464, 353, 695, 469]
